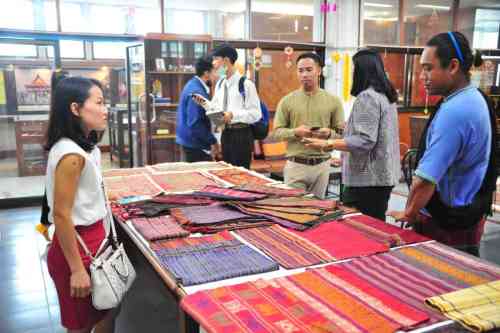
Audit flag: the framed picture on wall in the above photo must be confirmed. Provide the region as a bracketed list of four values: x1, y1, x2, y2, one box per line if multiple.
[155, 58, 166, 72]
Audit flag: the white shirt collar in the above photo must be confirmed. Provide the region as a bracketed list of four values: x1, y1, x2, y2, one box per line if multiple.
[225, 71, 241, 87]
[195, 76, 210, 94]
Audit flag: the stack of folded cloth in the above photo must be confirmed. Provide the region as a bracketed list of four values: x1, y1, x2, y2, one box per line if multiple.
[226, 197, 344, 231]
[151, 231, 279, 286]
[130, 216, 189, 241]
[233, 183, 306, 197]
[170, 203, 272, 233]
[191, 185, 268, 201]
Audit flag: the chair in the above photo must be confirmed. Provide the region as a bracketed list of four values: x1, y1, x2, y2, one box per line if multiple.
[401, 149, 418, 190]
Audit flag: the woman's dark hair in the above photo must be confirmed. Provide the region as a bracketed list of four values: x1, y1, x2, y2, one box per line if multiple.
[45, 76, 104, 152]
[426, 31, 483, 80]
[351, 48, 398, 103]
[296, 52, 323, 67]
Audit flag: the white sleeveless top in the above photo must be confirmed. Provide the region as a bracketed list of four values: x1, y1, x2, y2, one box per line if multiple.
[46, 138, 107, 226]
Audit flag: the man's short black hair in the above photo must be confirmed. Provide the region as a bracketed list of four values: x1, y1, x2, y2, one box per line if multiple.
[212, 44, 238, 64]
[296, 52, 323, 67]
[195, 56, 213, 77]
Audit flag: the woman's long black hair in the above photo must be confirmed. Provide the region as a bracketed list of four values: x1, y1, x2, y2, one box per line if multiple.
[45, 76, 103, 152]
[351, 48, 398, 104]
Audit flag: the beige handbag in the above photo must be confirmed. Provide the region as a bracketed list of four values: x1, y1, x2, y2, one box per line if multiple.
[76, 183, 136, 310]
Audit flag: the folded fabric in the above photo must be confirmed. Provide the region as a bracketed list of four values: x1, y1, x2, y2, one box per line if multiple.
[192, 185, 267, 201]
[229, 202, 318, 225]
[234, 183, 306, 197]
[170, 203, 260, 226]
[184, 220, 273, 234]
[151, 231, 233, 250]
[208, 168, 273, 186]
[104, 174, 163, 201]
[333, 242, 500, 327]
[244, 204, 323, 215]
[154, 238, 279, 286]
[425, 280, 500, 333]
[130, 216, 189, 241]
[236, 222, 389, 269]
[152, 194, 215, 206]
[150, 171, 219, 193]
[340, 214, 430, 247]
[181, 264, 429, 333]
[253, 197, 337, 210]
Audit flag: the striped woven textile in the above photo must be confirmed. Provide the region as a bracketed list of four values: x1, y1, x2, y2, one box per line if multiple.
[181, 264, 429, 333]
[340, 214, 430, 247]
[208, 168, 273, 186]
[153, 236, 279, 286]
[130, 216, 189, 241]
[425, 280, 500, 333]
[170, 204, 261, 226]
[192, 185, 268, 201]
[253, 197, 337, 210]
[236, 223, 389, 269]
[104, 174, 163, 201]
[151, 231, 233, 251]
[183, 221, 273, 234]
[152, 194, 214, 206]
[150, 171, 219, 193]
[234, 183, 306, 197]
[333, 242, 500, 326]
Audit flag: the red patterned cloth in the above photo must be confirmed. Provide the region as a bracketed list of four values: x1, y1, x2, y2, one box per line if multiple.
[102, 167, 150, 178]
[151, 231, 234, 250]
[150, 171, 219, 193]
[181, 264, 429, 333]
[130, 216, 189, 241]
[236, 222, 389, 269]
[148, 161, 230, 173]
[104, 174, 163, 201]
[193, 185, 268, 201]
[340, 214, 430, 247]
[208, 168, 273, 186]
[234, 183, 306, 197]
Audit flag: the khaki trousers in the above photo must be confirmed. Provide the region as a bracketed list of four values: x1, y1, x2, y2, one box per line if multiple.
[284, 160, 330, 199]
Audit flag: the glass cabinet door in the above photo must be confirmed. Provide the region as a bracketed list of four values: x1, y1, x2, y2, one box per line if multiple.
[126, 44, 150, 167]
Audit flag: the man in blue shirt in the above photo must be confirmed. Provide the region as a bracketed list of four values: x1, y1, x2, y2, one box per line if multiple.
[176, 56, 219, 162]
[388, 32, 496, 256]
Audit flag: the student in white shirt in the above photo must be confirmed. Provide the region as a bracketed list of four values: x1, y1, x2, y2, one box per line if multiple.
[210, 44, 262, 169]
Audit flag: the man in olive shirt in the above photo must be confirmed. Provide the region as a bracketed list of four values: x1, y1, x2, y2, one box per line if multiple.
[272, 52, 344, 198]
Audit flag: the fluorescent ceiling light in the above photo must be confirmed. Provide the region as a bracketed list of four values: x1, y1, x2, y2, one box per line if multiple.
[366, 17, 398, 21]
[364, 2, 394, 8]
[415, 4, 450, 10]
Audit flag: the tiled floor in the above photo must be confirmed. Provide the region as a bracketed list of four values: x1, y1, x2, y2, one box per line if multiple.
[1, 190, 500, 333]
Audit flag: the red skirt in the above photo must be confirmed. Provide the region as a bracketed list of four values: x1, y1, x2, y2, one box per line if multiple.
[47, 220, 108, 330]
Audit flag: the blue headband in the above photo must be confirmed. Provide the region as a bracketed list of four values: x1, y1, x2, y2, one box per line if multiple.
[447, 32, 464, 63]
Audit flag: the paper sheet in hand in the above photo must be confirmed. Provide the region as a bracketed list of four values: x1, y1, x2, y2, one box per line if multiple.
[206, 109, 225, 127]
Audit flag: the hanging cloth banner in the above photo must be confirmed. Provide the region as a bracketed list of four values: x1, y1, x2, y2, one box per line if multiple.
[342, 53, 352, 102]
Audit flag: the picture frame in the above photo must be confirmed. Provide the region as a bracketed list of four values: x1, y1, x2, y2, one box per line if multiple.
[155, 58, 166, 72]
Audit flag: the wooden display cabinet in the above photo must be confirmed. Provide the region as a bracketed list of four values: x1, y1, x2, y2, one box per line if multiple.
[15, 120, 48, 176]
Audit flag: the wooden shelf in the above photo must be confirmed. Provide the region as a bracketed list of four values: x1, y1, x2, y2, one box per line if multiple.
[154, 103, 178, 107]
[149, 71, 195, 75]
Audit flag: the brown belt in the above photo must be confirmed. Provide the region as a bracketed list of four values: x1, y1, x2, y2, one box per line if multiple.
[226, 123, 250, 129]
[288, 156, 329, 166]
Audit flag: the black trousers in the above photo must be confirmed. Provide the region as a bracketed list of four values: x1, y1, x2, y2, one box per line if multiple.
[342, 186, 394, 221]
[181, 146, 212, 163]
[221, 126, 253, 169]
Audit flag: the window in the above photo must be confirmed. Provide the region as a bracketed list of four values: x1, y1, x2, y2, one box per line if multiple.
[362, 0, 453, 46]
[381, 53, 405, 104]
[0, 0, 57, 31]
[251, 0, 324, 43]
[457, 0, 500, 49]
[93, 42, 131, 60]
[164, 0, 246, 39]
[362, 0, 399, 45]
[60, 0, 161, 34]
[47, 40, 85, 59]
[0, 44, 37, 58]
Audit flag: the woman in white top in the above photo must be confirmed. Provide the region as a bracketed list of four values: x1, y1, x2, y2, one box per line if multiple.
[45, 77, 116, 333]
